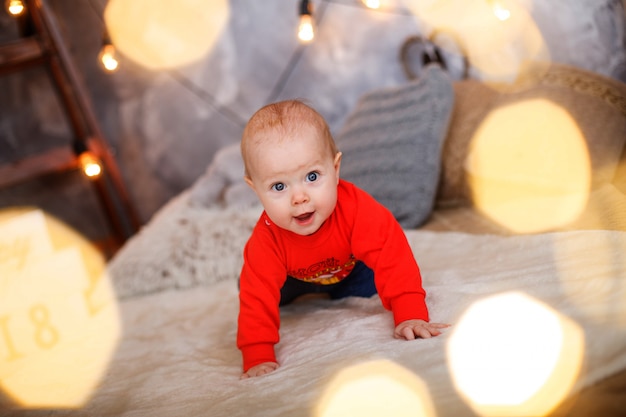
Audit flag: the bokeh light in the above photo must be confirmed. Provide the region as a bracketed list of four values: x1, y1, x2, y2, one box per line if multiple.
[104, 0, 229, 70]
[447, 292, 584, 416]
[404, 0, 547, 81]
[466, 98, 591, 233]
[315, 360, 436, 417]
[0, 208, 120, 408]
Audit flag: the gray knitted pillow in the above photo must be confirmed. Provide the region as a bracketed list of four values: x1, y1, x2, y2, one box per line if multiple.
[336, 64, 454, 228]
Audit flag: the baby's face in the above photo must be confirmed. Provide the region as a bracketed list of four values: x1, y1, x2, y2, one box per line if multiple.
[245, 125, 341, 236]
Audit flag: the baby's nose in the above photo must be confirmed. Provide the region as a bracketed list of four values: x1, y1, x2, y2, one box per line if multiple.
[292, 188, 310, 205]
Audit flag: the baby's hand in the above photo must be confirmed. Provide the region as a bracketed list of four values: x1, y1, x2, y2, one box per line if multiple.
[240, 362, 279, 379]
[394, 319, 450, 340]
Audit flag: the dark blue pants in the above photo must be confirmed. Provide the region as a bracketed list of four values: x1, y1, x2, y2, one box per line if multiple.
[279, 261, 377, 306]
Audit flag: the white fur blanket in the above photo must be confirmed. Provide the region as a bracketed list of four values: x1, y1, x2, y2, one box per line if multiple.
[13, 227, 624, 417]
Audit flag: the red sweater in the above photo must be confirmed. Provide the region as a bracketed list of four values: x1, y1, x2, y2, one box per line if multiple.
[237, 180, 429, 371]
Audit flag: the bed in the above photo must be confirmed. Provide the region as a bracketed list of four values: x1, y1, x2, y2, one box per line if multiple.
[2, 62, 625, 416]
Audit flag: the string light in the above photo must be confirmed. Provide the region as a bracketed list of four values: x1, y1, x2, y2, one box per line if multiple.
[79, 153, 102, 178]
[73, 141, 103, 179]
[5, 0, 25, 16]
[98, 43, 120, 72]
[298, 0, 314, 43]
[98, 31, 120, 73]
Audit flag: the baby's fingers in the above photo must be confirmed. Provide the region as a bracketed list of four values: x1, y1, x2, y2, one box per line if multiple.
[394, 320, 451, 340]
[416, 326, 434, 339]
[240, 362, 279, 379]
[423, 323, 451, 337]
[401, 326, 416, 340]
[398, 324, 432, 340]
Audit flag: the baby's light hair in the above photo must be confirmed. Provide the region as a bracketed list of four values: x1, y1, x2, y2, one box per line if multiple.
[241, 99, 338, 177]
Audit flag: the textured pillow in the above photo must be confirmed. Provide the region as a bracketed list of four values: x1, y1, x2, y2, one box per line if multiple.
[336, 64, 455, 228]
[487, 62, 626, 189]
[436, 62, 626, 209]
[435, 79, 500, 208]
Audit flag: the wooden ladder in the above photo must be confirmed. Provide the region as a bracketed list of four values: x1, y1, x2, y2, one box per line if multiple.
[0, 0, 140, 257]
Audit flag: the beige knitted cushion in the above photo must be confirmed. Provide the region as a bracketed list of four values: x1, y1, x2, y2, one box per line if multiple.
[435, 62, 626, 209]
[436, 80, 500, 208]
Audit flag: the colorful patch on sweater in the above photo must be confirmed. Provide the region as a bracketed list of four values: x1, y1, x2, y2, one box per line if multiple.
[287, 256, 356, 285]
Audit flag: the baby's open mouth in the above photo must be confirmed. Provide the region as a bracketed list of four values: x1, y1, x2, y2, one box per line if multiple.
[294, 212, 314, 223]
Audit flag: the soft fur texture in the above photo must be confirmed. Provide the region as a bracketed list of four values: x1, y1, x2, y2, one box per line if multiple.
[109, 192, 262, 299]
[22, 225, 626, 417]
[336, 64, 455, 228]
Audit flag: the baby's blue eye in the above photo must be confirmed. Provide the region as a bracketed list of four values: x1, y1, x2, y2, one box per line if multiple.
[306, 172, 318, 182]
[271, 182, 285, 192]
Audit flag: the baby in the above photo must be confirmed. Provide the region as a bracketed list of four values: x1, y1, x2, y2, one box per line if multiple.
[237, 99, 448, 379]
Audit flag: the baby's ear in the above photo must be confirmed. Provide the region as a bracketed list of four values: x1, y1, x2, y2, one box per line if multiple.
[334, 152, 342, 179]
[244, 175, 254, 189]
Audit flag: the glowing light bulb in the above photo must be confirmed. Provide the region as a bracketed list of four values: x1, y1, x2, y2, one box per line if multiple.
[362, 0, 381, 9]
[98, 44, 120, 72]
[298, 14, 314, 43]
[6, 0, 25, 16]
[78, 153, 102, 178]
[298, 0, 314, 43]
